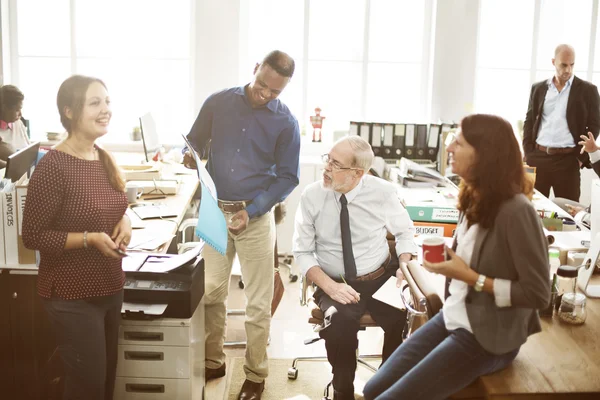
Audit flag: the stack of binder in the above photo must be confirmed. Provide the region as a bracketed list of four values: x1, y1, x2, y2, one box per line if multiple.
[348, 120, 452, 163]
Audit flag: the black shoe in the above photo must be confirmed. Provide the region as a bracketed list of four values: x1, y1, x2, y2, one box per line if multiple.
[205, 363, 226, 381]
[237, 379, 265, 400]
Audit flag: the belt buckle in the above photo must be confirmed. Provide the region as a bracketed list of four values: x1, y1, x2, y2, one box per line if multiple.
[546, 146, 554, 155]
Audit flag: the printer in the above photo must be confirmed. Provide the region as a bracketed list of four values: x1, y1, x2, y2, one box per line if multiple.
[122, 247, 205, 319]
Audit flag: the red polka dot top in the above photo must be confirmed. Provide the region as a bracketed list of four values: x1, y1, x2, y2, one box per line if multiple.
[22, 149, 128, 300]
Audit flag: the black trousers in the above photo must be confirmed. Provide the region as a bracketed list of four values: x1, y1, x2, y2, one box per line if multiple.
[526, 149, 581, 201]
[314, 270, 406, 397]
[42, 291, 123, 400]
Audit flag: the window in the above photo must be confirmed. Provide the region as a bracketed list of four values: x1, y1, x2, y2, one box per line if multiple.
[11, 0, 193, 144]
[475, 0, 597, 125]
[475, 0, 535, 123]
[241, 0, 433, 133]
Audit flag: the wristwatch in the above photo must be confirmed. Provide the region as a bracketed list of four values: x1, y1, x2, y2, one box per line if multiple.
[474, 274, 486, 292]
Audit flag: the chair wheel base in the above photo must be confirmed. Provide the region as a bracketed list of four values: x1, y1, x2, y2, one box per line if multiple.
[287, 367, 298, 380]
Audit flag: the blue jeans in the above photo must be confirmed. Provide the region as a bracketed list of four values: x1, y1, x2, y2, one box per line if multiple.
[363, 312, 519, 400]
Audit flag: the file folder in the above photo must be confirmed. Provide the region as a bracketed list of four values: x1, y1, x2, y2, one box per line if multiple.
[359, 123, 371, 143]
[415, 124, 428, 159]
[427, 124, 441, 162]
[349, 121, 359, 136]
[393, 124, 405, 159]
[371, 123, 383, 156]
[404, 124, 416, 159]
[382, 124, 395, 158]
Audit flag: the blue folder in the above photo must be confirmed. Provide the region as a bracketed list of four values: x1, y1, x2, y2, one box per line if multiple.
[195, 181, 227, 255]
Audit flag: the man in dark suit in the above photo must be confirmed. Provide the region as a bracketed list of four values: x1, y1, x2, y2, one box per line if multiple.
[523, 44, 600, 201]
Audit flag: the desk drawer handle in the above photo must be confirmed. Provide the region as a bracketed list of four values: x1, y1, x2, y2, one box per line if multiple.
[123, 331, 164, 341]
[124, 351, 164, 361]
[125, 383, 165, 393]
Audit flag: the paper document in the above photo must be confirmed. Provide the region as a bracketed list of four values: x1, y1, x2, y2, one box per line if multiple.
[122, 253, 149, 272]
[128, 227, 175, 251]
[181, 134, 217, 200]
[372, 276, 406, 311]
[138, 242, 203, 273]
[122, 302, 168, 316]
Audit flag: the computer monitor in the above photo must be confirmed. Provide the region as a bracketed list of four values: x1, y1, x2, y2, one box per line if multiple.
[5, 141, 40, 182]
[139, 112, 161, 163]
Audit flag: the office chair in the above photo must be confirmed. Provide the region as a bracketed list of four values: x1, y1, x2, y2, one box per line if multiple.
[287, 234, 399, 399]
[400, 260, 485, 399]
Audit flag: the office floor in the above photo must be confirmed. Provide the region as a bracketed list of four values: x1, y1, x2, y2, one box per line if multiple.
[205, 259, 386, 399]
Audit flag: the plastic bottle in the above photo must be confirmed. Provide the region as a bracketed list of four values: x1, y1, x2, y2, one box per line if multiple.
[549, 249, 560, 276]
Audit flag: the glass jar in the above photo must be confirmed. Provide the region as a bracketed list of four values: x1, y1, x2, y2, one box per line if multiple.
[555, 265, 578, 311]
[558, 293, 587, 325]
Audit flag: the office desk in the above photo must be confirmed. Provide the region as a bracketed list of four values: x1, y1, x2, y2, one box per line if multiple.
[480, 280, 600, 399]
[0, 166, 199, 400]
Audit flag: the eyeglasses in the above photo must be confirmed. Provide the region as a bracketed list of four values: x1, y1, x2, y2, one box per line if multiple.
[321, 154, 359, 172]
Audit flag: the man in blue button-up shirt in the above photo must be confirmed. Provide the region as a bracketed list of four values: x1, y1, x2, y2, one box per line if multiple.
[184, 50, 300, 400]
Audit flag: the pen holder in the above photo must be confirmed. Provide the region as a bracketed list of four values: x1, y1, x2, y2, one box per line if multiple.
[542, 218, 563, 231]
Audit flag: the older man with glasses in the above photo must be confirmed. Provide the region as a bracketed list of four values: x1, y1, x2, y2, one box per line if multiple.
[293, 135, 417, 400]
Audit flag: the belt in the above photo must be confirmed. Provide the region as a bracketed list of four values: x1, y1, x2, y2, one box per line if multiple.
[535, 144, 577, 155]
[217, 199, 252, 213]
[355, 254, 392, 282]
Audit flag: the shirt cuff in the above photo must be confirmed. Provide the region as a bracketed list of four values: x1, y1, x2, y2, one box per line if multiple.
[493, 278, 512, 308]
[295, 254, 319, 276]
[245, 204, 259, 219]
[589, 149, 600, 164]
[395, 239, 418, 258]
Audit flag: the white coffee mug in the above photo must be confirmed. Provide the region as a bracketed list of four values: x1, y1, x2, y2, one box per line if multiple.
[126, 185, 143, 203]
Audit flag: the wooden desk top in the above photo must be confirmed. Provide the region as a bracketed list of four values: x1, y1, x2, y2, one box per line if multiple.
[479, 277, 600, 398]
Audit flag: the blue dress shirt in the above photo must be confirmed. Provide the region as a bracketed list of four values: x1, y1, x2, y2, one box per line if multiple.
[186, 86, 300, 218]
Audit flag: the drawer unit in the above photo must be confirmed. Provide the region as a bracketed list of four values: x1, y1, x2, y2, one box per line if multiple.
[119, 325, 190, 347]
[116, 344, 190, 379]
[115, 300, 205, 399]
[113, 377, 190, 400]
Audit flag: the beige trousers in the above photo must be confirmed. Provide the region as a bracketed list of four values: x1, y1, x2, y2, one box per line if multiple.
[203, 209, 275, 383]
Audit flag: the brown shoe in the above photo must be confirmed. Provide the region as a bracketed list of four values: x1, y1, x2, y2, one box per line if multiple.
[237, 379, 265, 400]
[205, 363, 226, 381]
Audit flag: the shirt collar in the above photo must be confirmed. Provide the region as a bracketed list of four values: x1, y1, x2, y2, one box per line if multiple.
[0, 120, 13, 130]
[548, 74, 575, 89]
[235, 85, 278, 113]
[335, 177, 364, 204]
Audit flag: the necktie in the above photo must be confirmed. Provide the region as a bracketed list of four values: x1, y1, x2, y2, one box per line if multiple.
[340, 194, 357, 280]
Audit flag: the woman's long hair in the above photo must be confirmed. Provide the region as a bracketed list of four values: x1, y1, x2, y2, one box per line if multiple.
[57, 75, 125, 192]
[457, 114, 532, 229]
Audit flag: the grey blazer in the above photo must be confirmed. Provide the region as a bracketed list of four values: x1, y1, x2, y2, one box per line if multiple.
[447, 194, 551, 355]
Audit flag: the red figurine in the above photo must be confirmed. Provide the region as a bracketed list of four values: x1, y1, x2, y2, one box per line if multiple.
[310, 107, 325, 142]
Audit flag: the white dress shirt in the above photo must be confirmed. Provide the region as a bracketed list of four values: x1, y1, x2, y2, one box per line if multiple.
[293, 174, 417, 278]
[537, 75, 576, 148]
[0, 119, 30, 150]
[443, 219, 513, 333]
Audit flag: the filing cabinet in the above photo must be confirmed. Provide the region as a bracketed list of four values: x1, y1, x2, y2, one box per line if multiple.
[113, 300, 205, 400]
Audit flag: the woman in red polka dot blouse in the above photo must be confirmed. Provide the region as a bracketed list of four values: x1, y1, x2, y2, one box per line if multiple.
[22, 75, 131, 400]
